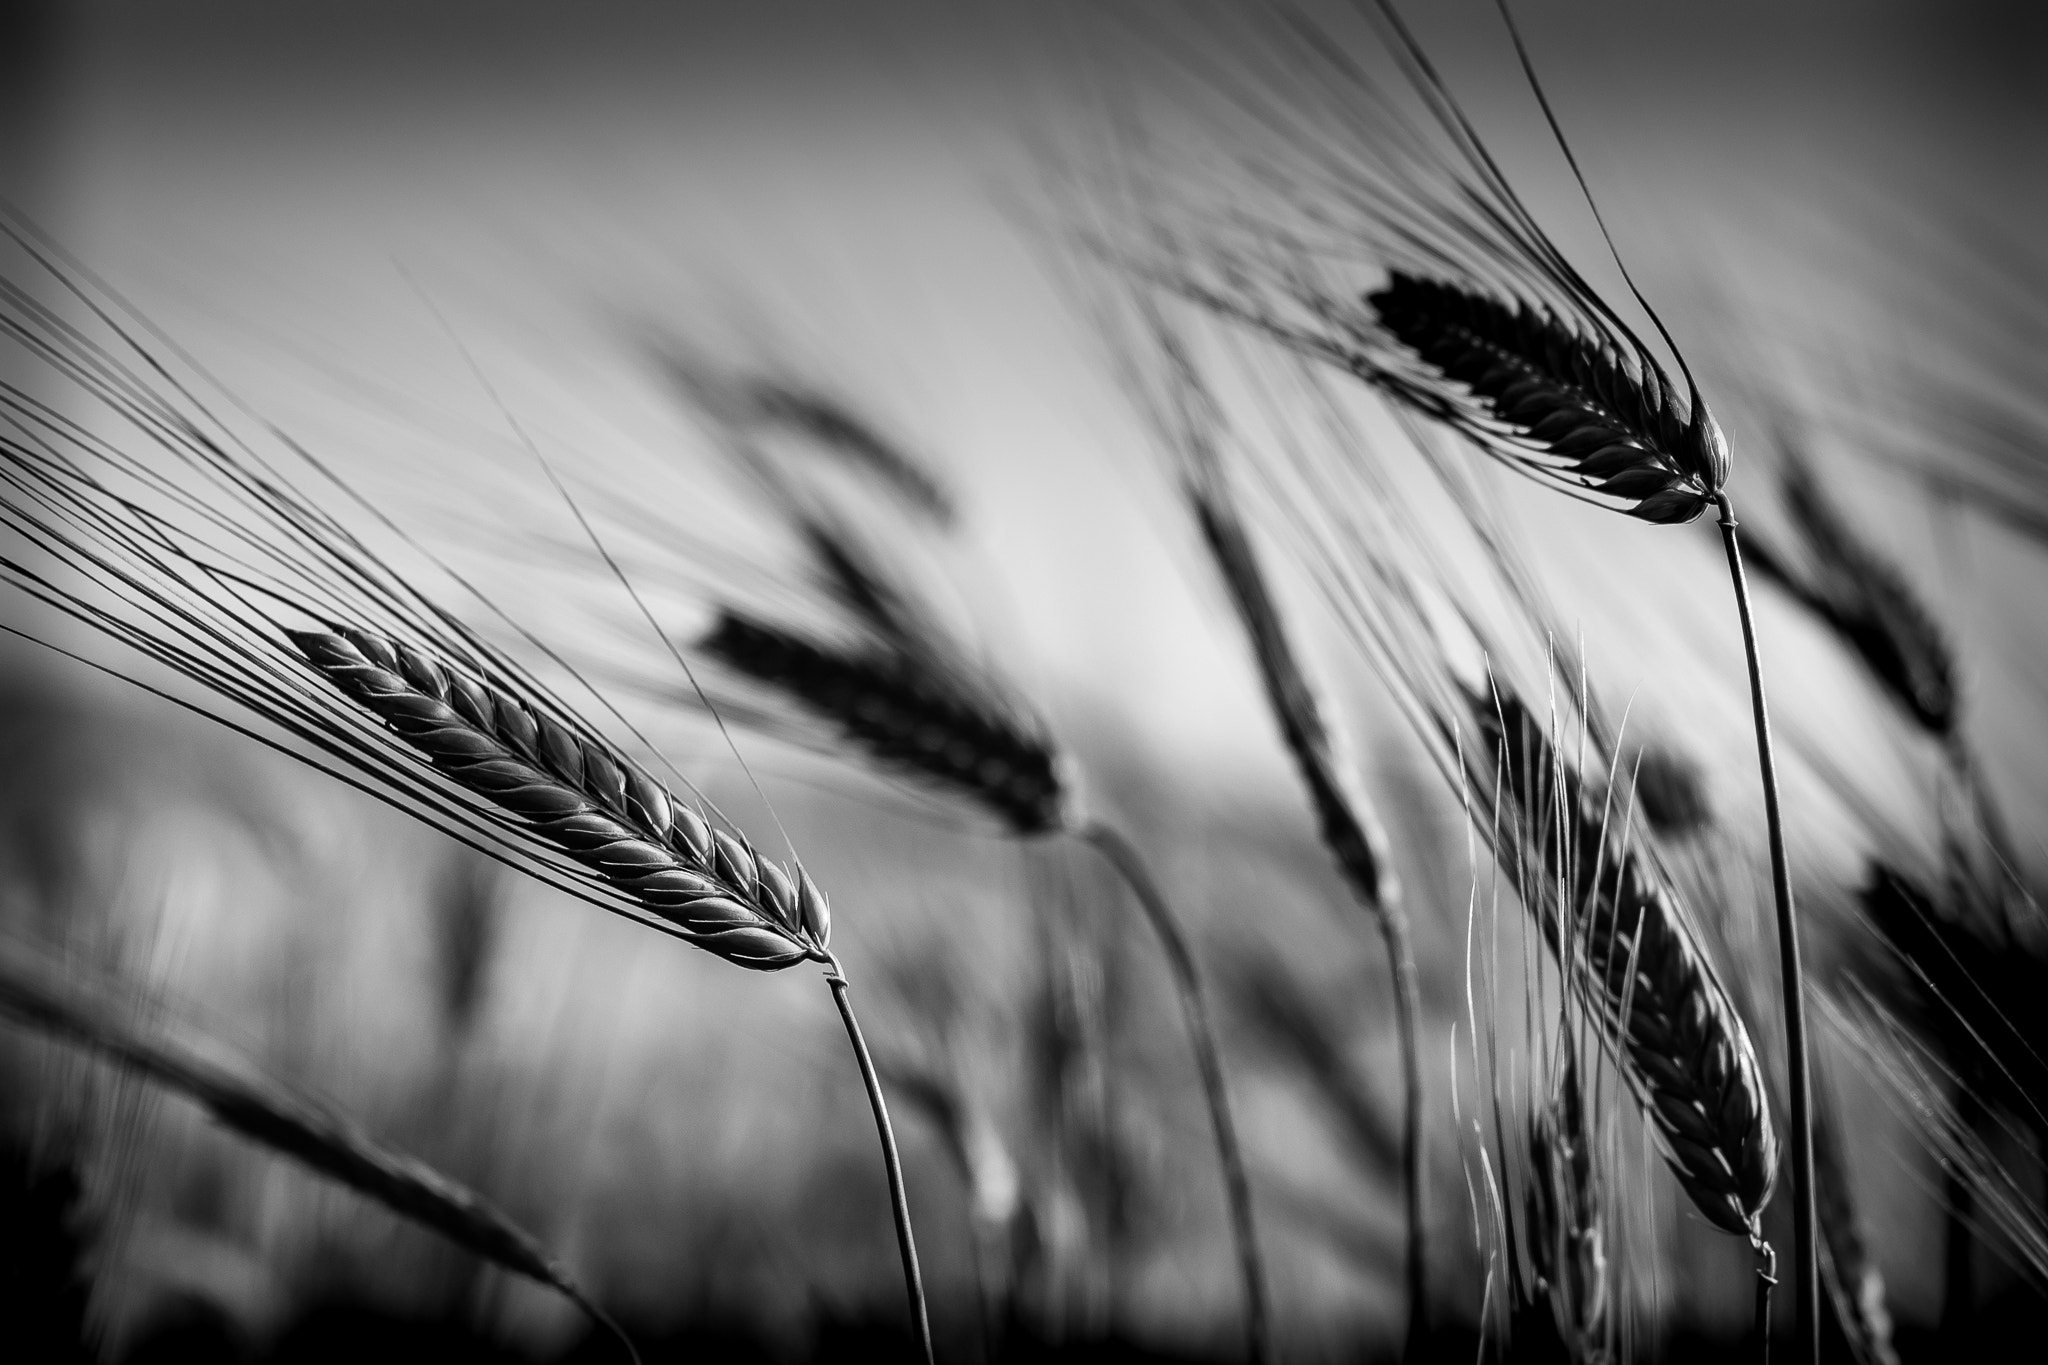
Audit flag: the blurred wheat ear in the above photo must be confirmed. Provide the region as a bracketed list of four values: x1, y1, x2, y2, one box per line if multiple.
[0, 938, 638, 1362]
[1182, 446, 1428, 1345]
[1519, 1049, 1608, 1364]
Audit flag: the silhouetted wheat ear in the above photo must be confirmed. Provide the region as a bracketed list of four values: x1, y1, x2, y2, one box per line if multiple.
[289, 624, 828, 970]
[701, 609, 1069, 835]
[1366, 272, 1727, 523]
[1474, 691, 1777, 1236]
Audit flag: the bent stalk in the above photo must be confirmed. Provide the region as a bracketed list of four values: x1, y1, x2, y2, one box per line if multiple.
[1187, 485, 1427, 1348]
[1717, 492, 1816, 1364]
[825, 955, 935, 1365]
[1079, 819, 1268, 1365]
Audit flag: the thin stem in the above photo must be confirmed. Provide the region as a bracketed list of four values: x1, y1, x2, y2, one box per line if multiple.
[1753, 1239, 1778, 1365]
[564, 1289, 643, 1365]
[1716, 492, 1816, 1365]
[824, 956, 935, 1365]
[1079, 818, 1270, 1365]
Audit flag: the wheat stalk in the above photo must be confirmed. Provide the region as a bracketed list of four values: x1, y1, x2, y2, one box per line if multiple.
[1375, 205, 1812, 1365]
[1137, 5, 1821, 1341]
[287, 621, 934, 1362]
[0, 238, 937, 1360]
[0, 940, 635, 1360]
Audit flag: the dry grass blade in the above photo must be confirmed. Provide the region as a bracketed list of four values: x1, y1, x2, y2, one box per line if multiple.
[0, 237, 934, 1362]
[0, 941, 632, 1359]
[291, 622, 830, 971]
[1145, 4, 1818, 1337]
[1468, 688, 1778, 1241]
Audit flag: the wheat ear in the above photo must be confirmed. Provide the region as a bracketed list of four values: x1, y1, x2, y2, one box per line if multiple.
[1190, 483, 1427, 1344]
[289, 623, 933, 1365]
[289, 624, 827, 968]
[0, 943, 635, 1361]
[1469, 690, 1778, 1243]
[701, 610, 1067, 835]
[1521, 1050, 1607, 1364]
[1360, 269, 1814, 1358]
[705, 611, 1269, 1365]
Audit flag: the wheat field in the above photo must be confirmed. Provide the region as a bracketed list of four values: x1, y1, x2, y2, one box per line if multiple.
[1, 3, 2043, 1363]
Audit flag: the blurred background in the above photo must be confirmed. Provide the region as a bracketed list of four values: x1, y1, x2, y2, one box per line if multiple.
[2, 2, 2044, 1361]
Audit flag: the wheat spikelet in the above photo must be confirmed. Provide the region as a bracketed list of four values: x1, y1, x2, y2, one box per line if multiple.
[290, 623, 829, 971]
[701, 609, 1068, 836]
[1471, 688, 1777, 1238]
